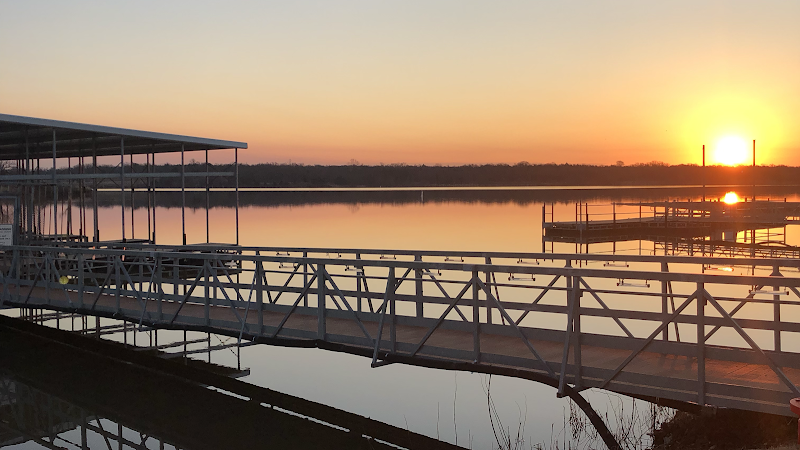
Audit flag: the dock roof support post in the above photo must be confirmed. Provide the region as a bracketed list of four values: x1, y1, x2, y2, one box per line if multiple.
[130, 153, 134, 240]
[120, 137, 126, 242]
[205, 148, 209, 243]
[66, 157, 72, 237]
[152, 149, 157, 244]
[79, 155, 85, 240]
[181, 143, 186, 245]
[235, 147, 239, 246]
[92, 139, 99, 242]
[25, 129, 32, 240]
[147, 148, 151, 242]
[52, 129, 58, 237]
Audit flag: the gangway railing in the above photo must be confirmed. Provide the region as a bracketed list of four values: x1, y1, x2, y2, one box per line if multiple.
[2, 244, 800, 419]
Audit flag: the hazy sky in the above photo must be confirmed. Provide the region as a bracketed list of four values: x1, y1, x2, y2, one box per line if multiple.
[1, 1, 798, 165]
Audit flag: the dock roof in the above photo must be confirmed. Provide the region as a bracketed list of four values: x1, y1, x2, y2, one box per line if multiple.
[0, 113, 247, 160]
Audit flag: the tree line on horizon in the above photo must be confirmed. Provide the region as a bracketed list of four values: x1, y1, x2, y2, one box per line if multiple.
[50, 161, 800, 188]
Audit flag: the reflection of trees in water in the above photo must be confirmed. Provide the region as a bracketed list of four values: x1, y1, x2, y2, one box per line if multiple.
[85, 163, 800, 190]
[93, 186, 800, 209]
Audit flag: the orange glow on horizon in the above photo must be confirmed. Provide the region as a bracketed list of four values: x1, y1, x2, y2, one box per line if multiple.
[2, 3, 799, 166]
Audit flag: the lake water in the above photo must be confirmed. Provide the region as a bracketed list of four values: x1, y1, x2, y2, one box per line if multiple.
[7, 185, 800, 449]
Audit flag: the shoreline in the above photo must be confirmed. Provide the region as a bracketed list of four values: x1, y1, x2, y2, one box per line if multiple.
[651, 409, 796, 450]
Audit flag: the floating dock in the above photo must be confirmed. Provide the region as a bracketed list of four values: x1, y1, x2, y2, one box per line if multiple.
[544, 200, 800, 243]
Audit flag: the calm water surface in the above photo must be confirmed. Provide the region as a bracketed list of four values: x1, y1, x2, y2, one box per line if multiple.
[9, 186, 800, 449]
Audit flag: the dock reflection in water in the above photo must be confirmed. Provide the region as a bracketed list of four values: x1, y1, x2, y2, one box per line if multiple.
[0, 316, 459, 450]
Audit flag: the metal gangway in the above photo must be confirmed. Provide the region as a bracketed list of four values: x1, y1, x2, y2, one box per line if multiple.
[1, 244, 800, 422]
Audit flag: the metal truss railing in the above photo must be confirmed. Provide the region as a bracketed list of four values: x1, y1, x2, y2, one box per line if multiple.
[3, 244, 800, 416]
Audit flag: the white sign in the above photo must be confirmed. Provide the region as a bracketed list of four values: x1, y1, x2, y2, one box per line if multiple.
[0, 224, 13, 246]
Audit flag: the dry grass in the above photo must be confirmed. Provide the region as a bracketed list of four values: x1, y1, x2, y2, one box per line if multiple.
[652, 410, 796, 450]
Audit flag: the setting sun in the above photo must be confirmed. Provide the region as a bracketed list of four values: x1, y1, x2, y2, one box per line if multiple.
[713, 136, 749, 166]
[722, 191, 741, 204]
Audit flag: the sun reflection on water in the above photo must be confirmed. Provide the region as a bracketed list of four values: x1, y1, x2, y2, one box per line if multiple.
[722, 191, 740, 204]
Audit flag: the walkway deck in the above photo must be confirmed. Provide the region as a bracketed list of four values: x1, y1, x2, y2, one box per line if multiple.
[2, 245, 800, 418]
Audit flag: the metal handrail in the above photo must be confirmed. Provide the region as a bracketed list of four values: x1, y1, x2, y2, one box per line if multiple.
[3, 243, 800, 417]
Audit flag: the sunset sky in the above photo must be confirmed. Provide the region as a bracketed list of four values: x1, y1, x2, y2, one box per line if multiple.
[1, 1, 798, 166]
